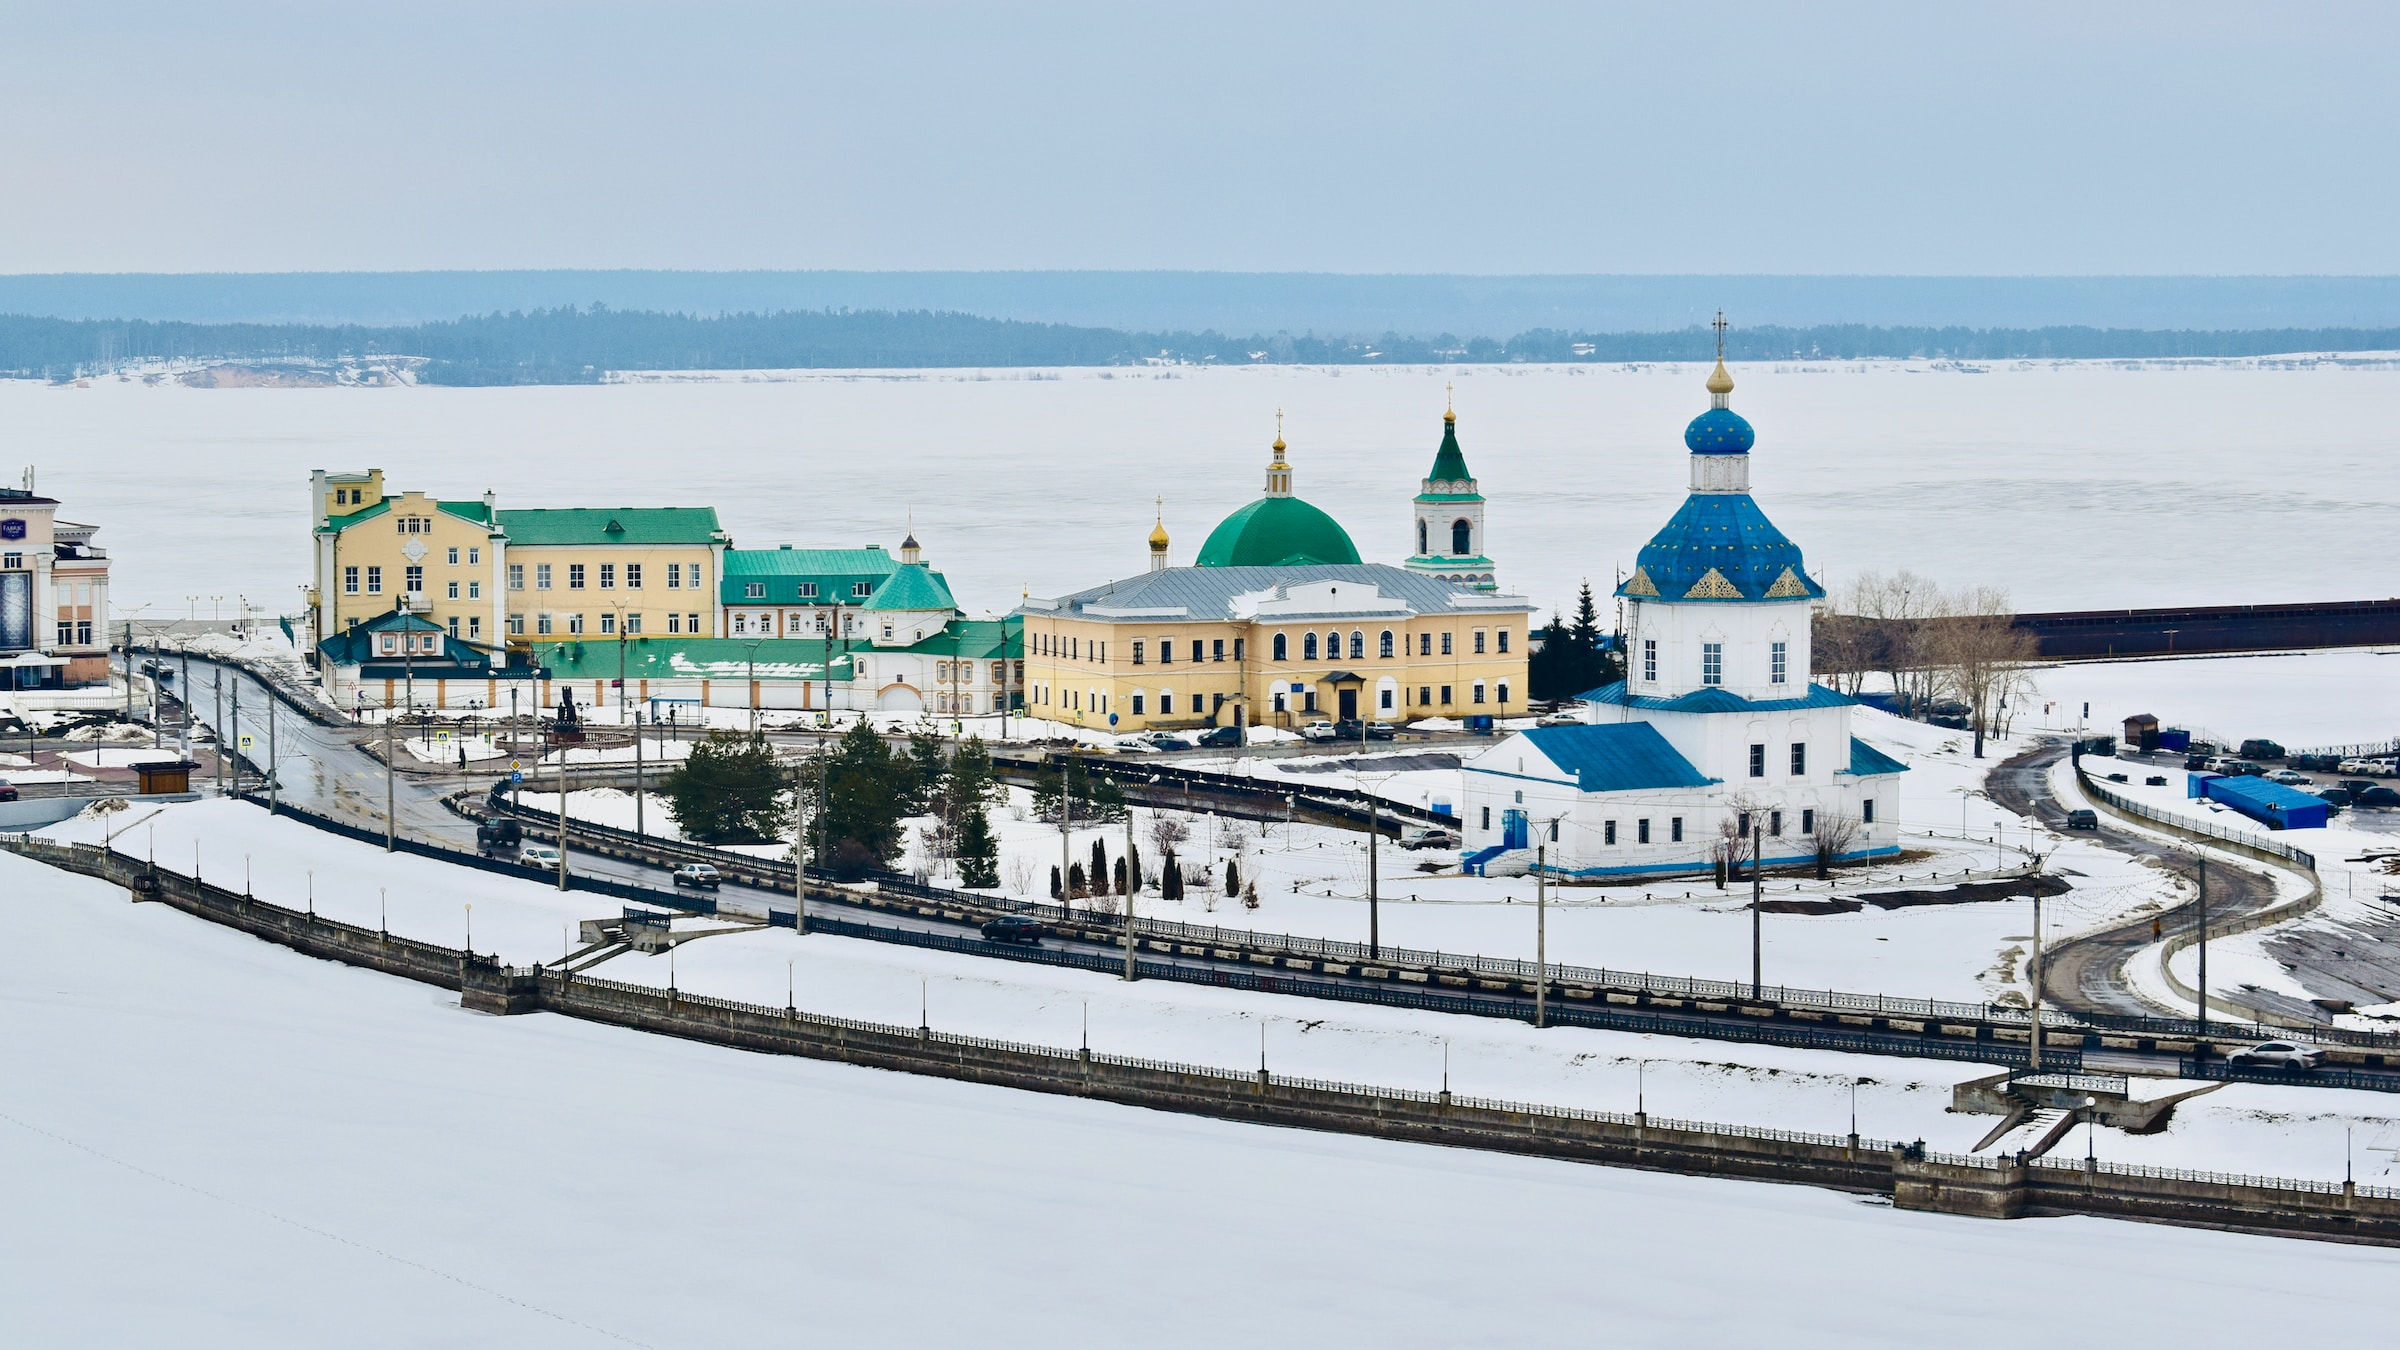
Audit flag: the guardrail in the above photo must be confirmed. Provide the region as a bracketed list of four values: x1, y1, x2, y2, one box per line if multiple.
[2075, 760, 2317, 870]
[487, 787, 2400, 1055]
[12, 829, 2396, 1244]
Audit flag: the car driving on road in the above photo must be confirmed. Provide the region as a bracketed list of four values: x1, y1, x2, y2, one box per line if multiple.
[979, 914, 1046, 946]
[2226, 1041, 2323, 1072]
[522, 844, 564, 871]
[1400, 825, 1460, 850]
[672, 863, 721, 890]
[0, 777, 16, 803]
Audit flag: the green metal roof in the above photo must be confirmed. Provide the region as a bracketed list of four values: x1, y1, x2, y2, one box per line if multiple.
[862, 563, 958, 613]
[1194, 496, 1361, 568]
[1426, 416, 1473, 485]
[322, 498, 495, 532]
[720, 545, 897, 605]
[532, 636, 854, 682]
[438, 499, 494, 525]
[882, 617, 1021, 659]
[498, 507, 725, 546]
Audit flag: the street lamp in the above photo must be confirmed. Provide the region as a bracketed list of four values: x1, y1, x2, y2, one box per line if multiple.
[741, 637, 765, 735]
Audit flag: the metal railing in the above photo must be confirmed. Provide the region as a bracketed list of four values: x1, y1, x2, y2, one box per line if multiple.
[2076, 764, 2317, 870]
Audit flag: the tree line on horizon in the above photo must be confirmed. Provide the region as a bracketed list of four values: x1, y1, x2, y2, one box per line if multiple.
[4, 305, 2396, 384]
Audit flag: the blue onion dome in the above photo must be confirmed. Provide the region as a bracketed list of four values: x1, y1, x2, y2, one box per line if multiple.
[1685, 407, 1754, 455]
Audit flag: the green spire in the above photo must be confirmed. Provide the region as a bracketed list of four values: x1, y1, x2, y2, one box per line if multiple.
[1427, 405, 1472, 485]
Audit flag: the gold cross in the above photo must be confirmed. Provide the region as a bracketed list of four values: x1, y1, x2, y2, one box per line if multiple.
[1712, 309, 1728, 359]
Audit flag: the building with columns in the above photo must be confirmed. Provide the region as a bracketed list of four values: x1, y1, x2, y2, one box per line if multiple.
[1459, 352, 1905, 878]
[0, 475, 113, 689]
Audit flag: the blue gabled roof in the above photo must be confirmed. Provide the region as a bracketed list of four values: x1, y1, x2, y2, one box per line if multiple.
[1844, 737, 1908, 777]
[1520, 723, 1716, 794]
[1580, 680, 1856, 714]
[2193, 773, 2322, 813]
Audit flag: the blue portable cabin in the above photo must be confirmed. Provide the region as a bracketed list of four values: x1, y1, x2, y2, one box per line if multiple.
[2187, 771, 2331, 830]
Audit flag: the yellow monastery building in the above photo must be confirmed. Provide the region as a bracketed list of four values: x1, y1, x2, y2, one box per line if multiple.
[1018, 417, 1531, 732]
[307, 470, 729, 655]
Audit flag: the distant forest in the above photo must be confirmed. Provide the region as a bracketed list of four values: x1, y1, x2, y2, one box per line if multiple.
[4, 306, 2397, 385]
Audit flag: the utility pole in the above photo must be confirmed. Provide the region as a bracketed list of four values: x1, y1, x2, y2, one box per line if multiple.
[1535, 840, 1549, 1029]
[383, 696, 395, 852]
[1059, 764, 1074, 913]
[792, 757, 809, 936]
[267, 692, 278, 815]
[1123, 804, 1138, 982]
[633, 708, 645, 837]
[213, 667, 225, 792]
[2029, 885, 2044, 1067]
[556, 739, 570, 892]
[2196, 854, 2209, 1044]
[229, 680, 242, 797]
[1366, 788, 1381, 959]
[121, 619, 134, 722]
[1750, 823, 1765, 1001]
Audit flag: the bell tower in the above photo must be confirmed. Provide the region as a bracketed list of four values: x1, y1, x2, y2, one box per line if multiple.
[1403, 387, 1495, 592]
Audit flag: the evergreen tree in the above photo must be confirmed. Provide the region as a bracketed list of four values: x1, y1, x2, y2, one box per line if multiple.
[1528, 611, 1574, 702]
[1113, 856, 1128, 895]
[1162, 849, 1182, 901]
[1090, 838, 1108, 895]
[1067, 861, 1086, 897]
[955, 801, 1000, 888]
[906, 725, 946, 812]
[1050, 863, 1062, 899]
[818, 718, 914, 873]
[1225, 857, 1241, 897]
[661, 730, 787, 843]
[1087, 768, 1129, 823]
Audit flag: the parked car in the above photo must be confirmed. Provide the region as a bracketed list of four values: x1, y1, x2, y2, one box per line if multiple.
[1300, 721, 1339, 742]
[1400, 825, 1460, 850]
[2337, 757, 2390, 776]
[2222, 760, 2266, 778]
[1332, 718, 1369, 740]
[2226, 1041, 2323, 1072]
[2291, 754, 2345, 773]
[1193, 725, 1243, 749]
[0, 776, 18, 803]
[1109, 736, 1162, 753]
[979, 914, 1046, 946]
[2338, 780, 2381, 800]
[523, 844, 564, 871]
[2356, 787, 2400, 809]
[671, 863, 721, 890]
[1536, 710, 1583, 727]
[2238, 739, 2286, 762]
[2183, 754, 2211, 771]
[1364, 721, 1397, 741]
[2316, 788, 2354, 807]
[2267, 769, 2313, 785]
[2064, 809, 2099, 830]
[1928, 698, 1972, 718]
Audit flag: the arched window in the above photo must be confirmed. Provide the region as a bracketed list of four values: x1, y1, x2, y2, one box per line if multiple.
[1379, 630, 1395, 658]
[1273, 632, 1288, 661]
[1303, 632, 1318, 661]
[1349, 630, 1364, 659]
[1417, 520, 1428, 555]
[1451, 519, 1473, 555]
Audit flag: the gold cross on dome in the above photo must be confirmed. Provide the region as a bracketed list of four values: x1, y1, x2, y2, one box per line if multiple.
[1712, 309, 1728, 359]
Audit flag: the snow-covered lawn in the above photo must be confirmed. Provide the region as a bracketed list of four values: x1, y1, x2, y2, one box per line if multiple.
[2021, 647, 2400, 755]
[10, 844, 2399, 1346]
[32, 797, 2400, 1186]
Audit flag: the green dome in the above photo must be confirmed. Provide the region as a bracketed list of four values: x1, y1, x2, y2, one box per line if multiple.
[1195, 496, 1361, 568]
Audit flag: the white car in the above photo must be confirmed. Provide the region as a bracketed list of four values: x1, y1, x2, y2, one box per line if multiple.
[2338, 757, 2392, 775]
[2267, 769, 2312, 785]
[1300, 721, 1339, 742]
[2226, 1040, 2323, 1072]
[523, 844, 564, 870]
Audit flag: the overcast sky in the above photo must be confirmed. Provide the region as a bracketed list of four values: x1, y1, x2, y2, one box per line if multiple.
[5, 2, 2393, 276]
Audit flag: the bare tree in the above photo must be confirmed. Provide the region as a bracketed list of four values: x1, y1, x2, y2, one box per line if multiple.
[1005, 853, 1035, 897]
[1925, 585, 2042, 758]
[1148, 811, 1191, 855]
[1714, 792, 1764, 887]
[1810, 600, 1875, 696]
[1811, 810, 1864, 880]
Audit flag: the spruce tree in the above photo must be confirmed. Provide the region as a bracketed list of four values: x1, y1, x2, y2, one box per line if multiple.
[956, 800, 1000, 888]
[1225, 856, 1241, 897]
[1067, 861, 1086, 897]
[819, 718, 912, 872]
[1050, 863, 1062, 899]
[661, 730, 787, 843]
[1091, 838, 1108, 895]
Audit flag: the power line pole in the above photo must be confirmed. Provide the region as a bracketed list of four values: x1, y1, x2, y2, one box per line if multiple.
[213, 666, 225, 792]
[1535, 839, 1548, 1029]
[383, 694, 395, 852]
[1367, 788, 1381, 960]
[556, 736, 570, 892]
[2196, 854, 2209, 1044]
[1750, 823, 1765, 1001]
[1123, 802, 1138, 982]
[792, 756, 809, 936]
[267, 691, 278, 816]
[2029, 885, 2044, 1067]
[229, 679, 242, 797]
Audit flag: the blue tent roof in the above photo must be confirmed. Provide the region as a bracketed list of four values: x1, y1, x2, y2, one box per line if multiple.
[1617, 492, 1825, 604]
[1845, 737, 1909, 777]
[1519, 723, 1716, 794]
[1581, 680, 1855, 714]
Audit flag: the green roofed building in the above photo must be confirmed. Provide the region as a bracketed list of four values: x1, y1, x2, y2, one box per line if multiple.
[1193, 426, 1362, 569]
[721, 543, 899, 641]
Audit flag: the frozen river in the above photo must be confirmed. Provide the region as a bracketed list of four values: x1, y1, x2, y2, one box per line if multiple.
[10, 355, 2398, 619]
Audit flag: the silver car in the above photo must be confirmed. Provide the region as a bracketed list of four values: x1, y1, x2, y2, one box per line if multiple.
[2226, 1040, 2323, 1072]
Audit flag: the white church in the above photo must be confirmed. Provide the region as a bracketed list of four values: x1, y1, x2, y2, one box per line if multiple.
[1459, 352, 1907, 878]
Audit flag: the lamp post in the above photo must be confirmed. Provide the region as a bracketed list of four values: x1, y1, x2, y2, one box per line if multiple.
[742, 637, 765, 736]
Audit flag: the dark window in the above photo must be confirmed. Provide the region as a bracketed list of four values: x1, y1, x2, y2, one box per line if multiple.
[1451, 519, 1472, 554]
[1603, 820, 1617, 846]
[1637, 818, 1651, 844]
[1132, 694, 1146, 714]
[1417, 520, 1428, 554]
[1419, 633, 1432, 656]
[1380, 630, 1395, 658]
[1159, 693, 1173, 714]
[1349, 631, 1364, 660]
[1801, 809, 1816, 835]
[1441, 632, 1453, 655]
[1473, 630, 1486, 654]
[1791, 742, 1807, 775]
[1213, 640, 1225, 661]
[1233, 639, 1244, 660]
[1670, 817, 1684, 843]
[1274, 633, 1288, 661]
[1863, 800, 1876, 824]
[1497, 629, 1510, 654]
[1770, 810, 1783, 837]
[1749, 744, 1765, 777]
[1481, 806, 1491, 830]
[1440, 684, 1452, 704]
[1304, 632, 1319, 660]
[1132, 641, 1145, 666]
[1161, 640, 1174, 664]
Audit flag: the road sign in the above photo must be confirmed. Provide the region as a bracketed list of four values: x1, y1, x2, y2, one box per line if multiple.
[509, 771, 524, 784]
[238, 734, 254, 750]
[509, 760, 521, 771]
[435, 729, 451, 743]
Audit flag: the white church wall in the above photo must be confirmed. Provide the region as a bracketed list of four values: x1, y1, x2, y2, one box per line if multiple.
[1623, 597, 1816, 700]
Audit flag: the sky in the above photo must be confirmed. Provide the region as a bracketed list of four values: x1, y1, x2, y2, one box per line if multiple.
[3, 2, 2396, 276]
